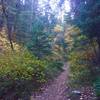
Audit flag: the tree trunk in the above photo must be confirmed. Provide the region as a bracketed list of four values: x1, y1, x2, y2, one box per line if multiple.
[1, 0, 14, 51]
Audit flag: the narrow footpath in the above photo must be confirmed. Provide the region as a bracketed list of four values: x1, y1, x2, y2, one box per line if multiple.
[31, 63, 69, 100]
[31, 63, 97, 100]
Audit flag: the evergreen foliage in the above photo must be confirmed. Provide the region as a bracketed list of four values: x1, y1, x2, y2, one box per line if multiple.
[70, 0, 100, 48]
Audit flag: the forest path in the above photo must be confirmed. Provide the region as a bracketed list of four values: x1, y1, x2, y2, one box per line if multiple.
[31, 63, 69, 100]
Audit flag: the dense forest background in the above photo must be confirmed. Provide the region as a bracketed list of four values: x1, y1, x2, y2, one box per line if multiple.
[0, 0, 100, 99]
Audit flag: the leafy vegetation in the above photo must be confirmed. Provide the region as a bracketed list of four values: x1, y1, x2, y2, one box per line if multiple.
[0, 0, 100, 99]
[0, 47, 63, 99]
[93, 77, 100, 97]
[0, 49, 44, 96]
[67, 0, 100, 97]
[0, 28, 63, 99]
[67, 33, 92, 86]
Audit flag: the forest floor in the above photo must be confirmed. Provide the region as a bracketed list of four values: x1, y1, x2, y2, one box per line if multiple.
[31, 63, 69, 100]
[31, 63, 97, 100]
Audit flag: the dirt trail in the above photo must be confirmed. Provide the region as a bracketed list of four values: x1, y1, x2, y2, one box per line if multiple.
[31, 63, 69, 100]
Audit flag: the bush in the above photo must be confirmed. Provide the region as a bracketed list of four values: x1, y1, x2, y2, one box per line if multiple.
[67, 34, 98, 88]
[68, 51, 92, 87]
[0, 49, 47, 98]
[93, 77, 100, 97]
[0, 48, 64, 99]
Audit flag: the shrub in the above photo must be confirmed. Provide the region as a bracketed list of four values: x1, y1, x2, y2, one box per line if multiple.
[68, 51, 92, 87]
[67, 34, 98, 88]
[93, 77, 100, 97]
[0, 48, 64, 99]
[0, 49, 47, 98]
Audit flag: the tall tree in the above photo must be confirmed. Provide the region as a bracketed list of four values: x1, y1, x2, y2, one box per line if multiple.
[70, 0, 100, 50]
[27, 18, 51, 59]
[1, 0, 16, 50]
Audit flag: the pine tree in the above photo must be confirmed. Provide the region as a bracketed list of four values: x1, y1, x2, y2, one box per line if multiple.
[70, 0, 100, 49]
[27, 18, 51, 59]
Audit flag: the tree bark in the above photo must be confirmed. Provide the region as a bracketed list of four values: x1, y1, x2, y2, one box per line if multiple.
[1, 0, 14, 51]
